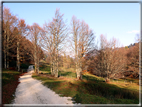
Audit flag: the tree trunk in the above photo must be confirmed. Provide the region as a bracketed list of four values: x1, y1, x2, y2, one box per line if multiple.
[55, 63, 58, 78]
[57, 54, 59, 77]
[17, 41, 20, 72]
[78, 60, 83, 80]
[76, 67, 82, 80]
[56, 61, 59, 77]
[53, 60, 56, 76]
[6, 30, 9, 69]
[37, 57, 39, 74]
[34, 47, 37, 73]
[4, 30, 7, 69]
[50, 56, 54, 76]
[53, 32, 58, 77]
[34, 35, 38, 73]
[6, 55, 9, 68]
[50, 63, 53, 76]
[4, 46, 7, 69]
[54, 59, 58, 77]
[74, 31, 78, 79]
[55, 54, 58, 77]
[34, 64, 36, 73]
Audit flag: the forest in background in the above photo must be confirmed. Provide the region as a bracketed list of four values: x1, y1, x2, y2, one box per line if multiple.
[2, 6, 141, 81]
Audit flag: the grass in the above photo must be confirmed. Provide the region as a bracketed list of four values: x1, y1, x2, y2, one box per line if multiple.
[2, 69, 21, 104]
[83, 73, 141, 93]
[39, 64, 50, 73]
[108, 79, 140, 92]
[32, 64, 140, 104]
[2, 69, 21, 87]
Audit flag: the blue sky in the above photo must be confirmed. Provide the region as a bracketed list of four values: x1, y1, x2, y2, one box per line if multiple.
[3, 3, 140, 47]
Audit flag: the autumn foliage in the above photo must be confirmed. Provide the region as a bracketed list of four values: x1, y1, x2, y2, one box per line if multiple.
[86, 35, 140, 80]
[2, 7, 44, 70]
[2, 6, 140, 80]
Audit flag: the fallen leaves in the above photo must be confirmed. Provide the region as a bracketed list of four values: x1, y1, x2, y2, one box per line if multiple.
[2, 72, 23, 104]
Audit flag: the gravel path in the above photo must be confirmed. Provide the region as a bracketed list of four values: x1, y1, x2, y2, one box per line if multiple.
[12, 65, 73, 105]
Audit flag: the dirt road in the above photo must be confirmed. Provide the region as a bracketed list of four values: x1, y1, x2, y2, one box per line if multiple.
[12, 65, 73, 105]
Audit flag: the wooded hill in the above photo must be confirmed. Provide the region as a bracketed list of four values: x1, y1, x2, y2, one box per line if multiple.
[85, 41, 140, 79]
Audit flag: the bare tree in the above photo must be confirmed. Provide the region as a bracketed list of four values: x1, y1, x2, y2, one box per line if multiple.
[40, 28, 54, 75]
[40, 8, 68, 77]
[71, 16, 80, 79]
[28, 23, 42, 74]
[91, 35, 126, 81]
[71, 16, 95, 80]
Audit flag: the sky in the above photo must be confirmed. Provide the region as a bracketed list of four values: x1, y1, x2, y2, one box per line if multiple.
[3, 2, 140, 48]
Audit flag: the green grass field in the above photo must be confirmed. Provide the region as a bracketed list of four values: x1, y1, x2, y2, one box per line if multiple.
[32, 64, 140, 104]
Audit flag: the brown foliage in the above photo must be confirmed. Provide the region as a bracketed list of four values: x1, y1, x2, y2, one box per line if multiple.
[86, 35, 140, 79]
[87, 35, 126, 79]
[126, 43, 139, 73]
[2, 7, 41, 68]
[2, 7, 18, 68]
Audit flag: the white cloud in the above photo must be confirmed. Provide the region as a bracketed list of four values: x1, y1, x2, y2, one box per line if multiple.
[127, 30, 139, 34]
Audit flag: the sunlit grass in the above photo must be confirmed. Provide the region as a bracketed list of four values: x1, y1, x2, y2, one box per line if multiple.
[108, 80, 140, 92]
[59, 67, 75, 72]
[83, 72, 105, 82]
[33, 74, 139, 104]
[33, 70, 139, 104]
[83, 72, 140, 93]
[39, 64, 140, 92]
[35, 64, 140, 104]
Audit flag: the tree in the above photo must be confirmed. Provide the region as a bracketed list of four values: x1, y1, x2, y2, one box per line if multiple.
[89, 35, 126, 81]
[13, 19, 28, 71]
[41, 8, 68, 77]
[71, 16, 80, 79]
[126, 43, 139, 74]
[28, 23, 43, 74]
[123, 35, 141, 78]
[3, 7, 18, 69]
[71, 16, 95, 80]
[21, 38, 34, 63]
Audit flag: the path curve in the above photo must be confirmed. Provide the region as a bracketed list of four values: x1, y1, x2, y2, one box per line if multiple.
[12, 65, 73, 105]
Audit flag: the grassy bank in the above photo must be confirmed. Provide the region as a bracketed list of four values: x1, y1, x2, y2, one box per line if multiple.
[32, 64, 140, 104]
[2, 69, 21, 104]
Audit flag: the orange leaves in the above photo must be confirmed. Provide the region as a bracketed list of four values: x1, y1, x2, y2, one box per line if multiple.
[3, 7, 18, 26]
[18, 19, 26, 28]
[126, 43, 139, 73]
